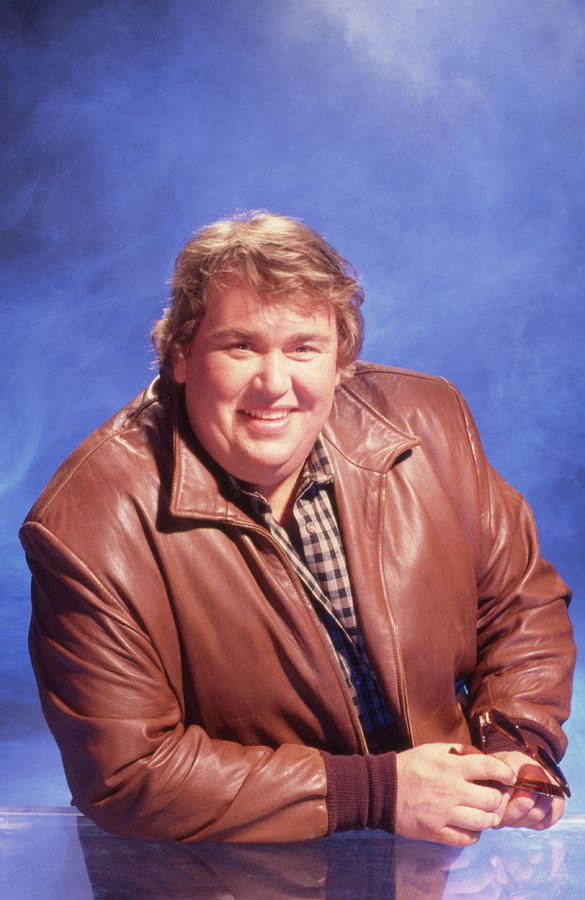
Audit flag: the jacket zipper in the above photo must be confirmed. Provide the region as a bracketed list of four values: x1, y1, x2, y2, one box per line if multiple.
[228, 516, 371, 755]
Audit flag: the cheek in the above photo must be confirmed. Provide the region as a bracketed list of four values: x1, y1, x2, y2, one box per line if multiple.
[298, 388, 335, 423]
[194, 360, 250, 411]
[306, 367, 339, 408]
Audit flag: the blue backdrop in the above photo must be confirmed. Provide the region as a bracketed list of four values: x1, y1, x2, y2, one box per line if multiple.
[2, 0, 583, 809]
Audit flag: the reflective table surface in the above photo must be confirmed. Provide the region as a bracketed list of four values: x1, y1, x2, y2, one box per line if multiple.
[1, 807, 584, 898]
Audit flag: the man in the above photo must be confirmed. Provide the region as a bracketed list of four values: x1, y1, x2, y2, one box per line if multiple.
[21, 212, 575, 846]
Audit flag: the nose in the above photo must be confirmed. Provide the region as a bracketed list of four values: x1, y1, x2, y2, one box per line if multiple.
[253, 351, 292, 396]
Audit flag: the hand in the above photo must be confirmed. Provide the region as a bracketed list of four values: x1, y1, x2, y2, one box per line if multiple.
[395, 743, 516, 847]
[490, 750, 565, 830]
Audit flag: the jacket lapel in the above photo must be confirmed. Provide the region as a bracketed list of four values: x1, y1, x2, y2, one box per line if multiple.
[323, 382, 420, 733]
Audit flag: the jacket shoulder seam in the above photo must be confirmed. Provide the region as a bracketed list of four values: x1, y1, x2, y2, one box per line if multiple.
[33, 397, 158, 521]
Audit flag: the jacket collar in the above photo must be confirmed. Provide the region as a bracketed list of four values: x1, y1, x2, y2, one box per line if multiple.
[323, 379, 420, 472]
[168, 381, 239, 521]
[167, 377, 420, 520]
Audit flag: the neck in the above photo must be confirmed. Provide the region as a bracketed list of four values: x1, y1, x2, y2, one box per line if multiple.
[263, 478, 297, 526]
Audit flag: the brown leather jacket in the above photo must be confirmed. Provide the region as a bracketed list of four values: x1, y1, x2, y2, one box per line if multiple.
[21, 363, 575, 842]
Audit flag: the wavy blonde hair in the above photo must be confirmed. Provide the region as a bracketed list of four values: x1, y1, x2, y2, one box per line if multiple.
[152, 211, 364, 375]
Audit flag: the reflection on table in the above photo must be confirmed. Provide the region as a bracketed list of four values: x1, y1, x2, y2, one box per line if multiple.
[1, 808, 584, 898]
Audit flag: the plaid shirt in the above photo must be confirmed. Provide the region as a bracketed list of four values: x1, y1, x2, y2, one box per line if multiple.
[230, 437, 394, 753]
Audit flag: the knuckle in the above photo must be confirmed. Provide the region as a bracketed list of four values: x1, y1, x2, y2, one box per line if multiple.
[486, 789, 503, 811]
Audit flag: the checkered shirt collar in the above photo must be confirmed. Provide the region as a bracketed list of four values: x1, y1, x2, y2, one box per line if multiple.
[227, 435, 333, 508]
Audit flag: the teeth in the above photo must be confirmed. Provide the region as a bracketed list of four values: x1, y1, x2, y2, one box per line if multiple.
[243, 410, 290, 420]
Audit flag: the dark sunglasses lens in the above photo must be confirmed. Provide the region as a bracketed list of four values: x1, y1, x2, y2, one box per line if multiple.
[483, 709, 570, 798]
[536, 746, 571, 797]
[491, 709, 527, 747]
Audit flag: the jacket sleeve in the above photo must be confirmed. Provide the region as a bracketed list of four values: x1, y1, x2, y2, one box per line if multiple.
[451, 387, 575, 759]
[22, 521, 329, 843]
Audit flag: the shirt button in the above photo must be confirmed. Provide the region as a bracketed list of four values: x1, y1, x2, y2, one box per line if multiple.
[353, 675, 362, 685]
[306, 521, 316, 534]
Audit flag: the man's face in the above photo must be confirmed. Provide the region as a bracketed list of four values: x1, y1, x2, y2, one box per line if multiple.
[173, 283, 340, 508]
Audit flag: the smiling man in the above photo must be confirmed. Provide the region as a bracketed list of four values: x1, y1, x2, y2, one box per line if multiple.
[21, 212, 575, 846]
[172, 285, 341, 524]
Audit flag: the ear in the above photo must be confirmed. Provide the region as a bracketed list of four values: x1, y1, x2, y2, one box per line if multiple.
[172, 354, 187, 384]
[334, 368, 341, 388]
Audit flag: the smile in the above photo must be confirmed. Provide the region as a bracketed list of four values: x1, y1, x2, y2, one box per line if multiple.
[241, 409, 292, 420]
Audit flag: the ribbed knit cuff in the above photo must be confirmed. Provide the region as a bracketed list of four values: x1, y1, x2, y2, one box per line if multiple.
[482, 719, 557, 760]
[320, 750, 397, 835]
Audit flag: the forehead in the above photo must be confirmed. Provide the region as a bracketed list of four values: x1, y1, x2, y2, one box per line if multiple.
[203, 283, 336, 332]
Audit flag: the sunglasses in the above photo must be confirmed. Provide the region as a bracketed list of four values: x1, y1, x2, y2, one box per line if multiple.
[477, 708, 570, 799]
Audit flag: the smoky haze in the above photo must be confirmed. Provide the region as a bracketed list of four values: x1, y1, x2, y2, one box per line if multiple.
[1, 0, 584, 806]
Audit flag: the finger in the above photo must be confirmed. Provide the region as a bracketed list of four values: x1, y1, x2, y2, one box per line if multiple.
[448, 743, 483, 756]
[436, 824, 483, 848]
[500, 791, 538, 826]
[460, 754, 517, 787]
[508, 795, 564, 831]
[493, 750, 565, 797]
[463, 781, 508, 814]
[500, 790, 562, 829]
[448, 803, 502, 834]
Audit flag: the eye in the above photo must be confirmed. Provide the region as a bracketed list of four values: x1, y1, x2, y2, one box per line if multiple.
[289, 344, 319, 359]
[226, 342, 253, 354]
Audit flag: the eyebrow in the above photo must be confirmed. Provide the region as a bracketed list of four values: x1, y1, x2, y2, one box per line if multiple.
[206, 327, 334, 347]
[206, 328, 258, 344]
